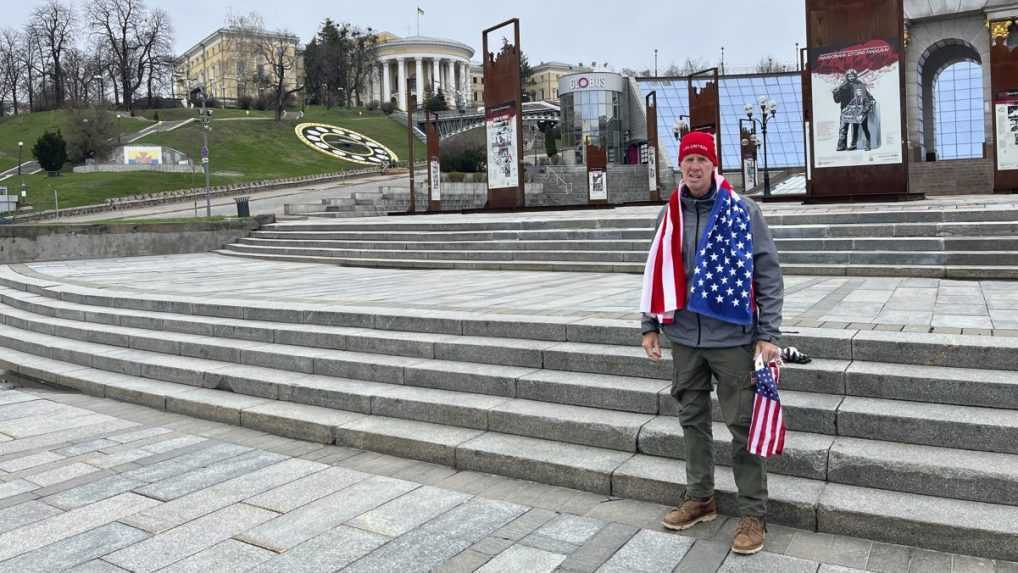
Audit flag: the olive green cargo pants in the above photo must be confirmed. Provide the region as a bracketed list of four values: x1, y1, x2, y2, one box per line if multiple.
[669, 341, 768, 517]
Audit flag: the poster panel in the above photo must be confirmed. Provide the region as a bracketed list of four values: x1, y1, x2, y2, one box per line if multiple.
[647, 147, 658, 192]
[430, 159, 442, 201]
[995, 100, 1018, 171]
[742, 158, 758, 192]
[123, 146, 163, 165]
[810, 39, 902, 168]
[589, 169, 607, 201]
[486, 104, 519, 189]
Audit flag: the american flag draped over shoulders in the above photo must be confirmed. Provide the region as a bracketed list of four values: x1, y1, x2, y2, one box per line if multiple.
[685, 177, 755, 325]
[748, 359, 786, 458]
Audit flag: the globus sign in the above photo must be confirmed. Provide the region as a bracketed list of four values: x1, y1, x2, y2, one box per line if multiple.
[559, 72, 625, 95]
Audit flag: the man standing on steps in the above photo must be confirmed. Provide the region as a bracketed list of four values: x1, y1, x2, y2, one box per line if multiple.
[639, 131, 784, 555]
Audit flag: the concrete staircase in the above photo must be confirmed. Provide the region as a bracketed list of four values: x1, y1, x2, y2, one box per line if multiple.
[0, 265, 1016, 559]
[219, 207, 1018, 279]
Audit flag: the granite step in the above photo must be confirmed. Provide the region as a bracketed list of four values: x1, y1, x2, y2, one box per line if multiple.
[251, 228, 656, 242]
[223, 243, 649, 263]
[236, 237, 653, 252]
[778, 250, 1018, 266]
[774, 236, 1018, 252]
[769, 221, 1018, 239]
[5, 352, 1018, 560]
[780, 263, 1018, 279]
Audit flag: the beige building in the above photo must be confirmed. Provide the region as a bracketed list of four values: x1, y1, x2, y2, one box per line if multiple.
[469, 61, 590, 106]
[173, 28, 302, 106]
[372, 35, 474, 112]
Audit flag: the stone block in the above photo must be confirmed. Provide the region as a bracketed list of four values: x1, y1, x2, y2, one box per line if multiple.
[133, 450, 287, 501]
[516, 370, 665, 415]
[0, 492, 159, 562]
[279, 375, 386, 413]
[345, 329, 438, 358]
[346, 485, 471, 537]
[336, 416, 483, 467]
[403, 360, 527, 397]
[595, 529, 694, 572]
[565, 317, 640, 346]
[155, 539, 274, 573]
[784, 531, 872, 570]
[245, 525, 389, 573]
[237, 475, 417, 552]
[455, 433, 632, 494]
[240, 345, 317, 374]
[845, 361, 1018, 409]
[818, 483, 1018, 561]
[488, 399, 650, 451]
[542, 342, 670, 381]
[372, 386, 506, 429]
[610, 454, 822, 530]
[246, 465, 369, 513]
[462, 315, 571, 342]
[312, 351, 408, 383]
[0, 500, 62, 534]
[0, 522, 147, 573]
[165, 389, 269, 426]
[240, 401, 363, 443]
[837, 397, 1018, 454]
[852, 330, 1018, 371]
[104, 502, 277, 573]
[715, 551, 819, 573]
[43, 475, 145, 510]
[475, 545, 566, 573]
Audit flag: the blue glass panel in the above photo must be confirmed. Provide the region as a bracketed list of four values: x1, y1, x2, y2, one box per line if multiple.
[935, 61, 984, 160]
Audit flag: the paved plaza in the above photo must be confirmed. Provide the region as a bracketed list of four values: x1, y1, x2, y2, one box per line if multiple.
[0, 380, 1011, 573]
[18, 252, 1018, 335]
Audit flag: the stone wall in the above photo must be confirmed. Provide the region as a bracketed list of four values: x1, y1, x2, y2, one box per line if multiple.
[0, 217, 268, 264]
[908, 158, 993, 195]
[72, 164, 196, 174]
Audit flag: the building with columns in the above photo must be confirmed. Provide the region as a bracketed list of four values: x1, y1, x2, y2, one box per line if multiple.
[371, 35, 474, 111]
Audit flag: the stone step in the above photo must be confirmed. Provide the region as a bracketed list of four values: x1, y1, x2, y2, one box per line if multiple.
[215, 248, 646, 273]
[2, 270, 1016, 374]
[779, 263, 1018, 280]
[769, 221, 1018, 239]
[774, 236, 1018, 252]
[779, 250, 1018, 266]
[7, 350, 1018, 561]
[237, 237, 652, 252]
[3, 307, 1018, 458]
[223, 243, 650, 264]
[252, 228, 657, 242]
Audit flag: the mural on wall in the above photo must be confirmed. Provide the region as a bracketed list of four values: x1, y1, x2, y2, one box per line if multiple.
[810, 39, 903, 168]
[295, 123, 399, 166]
[123, 146, 163, 165]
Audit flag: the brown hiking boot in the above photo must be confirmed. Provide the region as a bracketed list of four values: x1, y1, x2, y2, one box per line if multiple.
[661, 496, 717, 531]
[731, 516, 766, 555]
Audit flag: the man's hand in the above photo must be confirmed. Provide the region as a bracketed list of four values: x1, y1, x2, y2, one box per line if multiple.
[642, 332, 662, 362]
[755, 340, 781, 364]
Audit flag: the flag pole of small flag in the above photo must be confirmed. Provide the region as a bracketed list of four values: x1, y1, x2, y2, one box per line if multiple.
[748, 357, 785, 458]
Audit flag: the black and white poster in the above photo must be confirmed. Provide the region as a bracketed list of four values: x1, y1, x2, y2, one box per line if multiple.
[430, 159, 441, 201]
[589, 169, 607, 201]
[810, 39, 903, 168]
[647, 146, 657, 192]
[486, 104, 519, 189]
[995, 99, 1018, 171]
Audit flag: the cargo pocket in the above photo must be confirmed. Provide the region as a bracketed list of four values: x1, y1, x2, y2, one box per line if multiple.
[713, 344, 755, 426]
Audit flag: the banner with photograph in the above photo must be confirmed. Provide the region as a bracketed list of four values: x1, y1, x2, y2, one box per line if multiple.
[810, 38, 902, 168]
[589, 169, 607, 201]
[995, 100, 1018, 171]
[647, 146, 657, 192]
[486, 104, 519, 189]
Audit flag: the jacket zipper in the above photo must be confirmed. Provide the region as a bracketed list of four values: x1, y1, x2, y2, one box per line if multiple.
[694, 204, 702, 346]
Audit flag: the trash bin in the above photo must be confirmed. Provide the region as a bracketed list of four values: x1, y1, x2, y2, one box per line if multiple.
[234, 196, 250, 218]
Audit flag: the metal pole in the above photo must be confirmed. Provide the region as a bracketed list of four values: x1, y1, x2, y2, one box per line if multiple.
[762, 118, 771, 197]
[406, 76, 415, 214]
[201, 92, 211, 217]
[53, 189, 58, 218]
[654, 49, 658, 77]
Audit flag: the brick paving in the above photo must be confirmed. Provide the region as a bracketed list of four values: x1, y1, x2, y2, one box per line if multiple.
[0, 378, 1013, 573]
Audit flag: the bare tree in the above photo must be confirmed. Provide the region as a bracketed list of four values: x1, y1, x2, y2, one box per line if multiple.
[755, 56, 791, 73]
[0, 29, 23, 114]
[87, 0, 173, 114]
[226, 12, 302, 121]
[30, 0, 77, 107]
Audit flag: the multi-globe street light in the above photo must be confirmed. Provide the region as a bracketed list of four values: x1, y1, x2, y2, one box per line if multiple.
[744, 96, 778, 197]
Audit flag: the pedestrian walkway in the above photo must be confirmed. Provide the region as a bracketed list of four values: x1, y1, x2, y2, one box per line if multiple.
[20, 253, 1018, 335]
[0, 380, 1009, 573]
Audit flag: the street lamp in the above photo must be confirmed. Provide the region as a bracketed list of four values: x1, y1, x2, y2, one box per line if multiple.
[116, 114, 123, 144]
[745, 96, 778, 197]
[672, 115, 690, 141]
[17, 141, 25, 202]
[89, 75, 103, 105]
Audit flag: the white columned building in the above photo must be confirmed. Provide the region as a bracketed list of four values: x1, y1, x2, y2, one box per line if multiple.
[373, 35, 475, 112]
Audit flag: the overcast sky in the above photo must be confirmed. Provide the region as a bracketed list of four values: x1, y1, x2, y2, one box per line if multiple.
[8, 0, 807, 72]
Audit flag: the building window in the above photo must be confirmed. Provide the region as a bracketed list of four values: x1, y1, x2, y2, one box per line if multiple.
[934, 60, 983, 160]
[472, 77, 477, 84]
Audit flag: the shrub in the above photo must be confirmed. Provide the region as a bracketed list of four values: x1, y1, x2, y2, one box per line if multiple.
[33, 130, 68, 172]
[65, 109, 117, 164]
[366, 100, 380, 111]
[153, 111, 160, 122]
[380, 101, 396, 115]
[445, 171, 465, 182]
[440, 144, 486, 173]
[237, 95, 253, 110]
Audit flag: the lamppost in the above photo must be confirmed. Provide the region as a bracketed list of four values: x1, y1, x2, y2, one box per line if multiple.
[17, 141, 24, 202]
[739, 117, 760, 192]
[406, 76, 416, 214]
[744, 96, 778, 197]
[672, 115, 690, 141]
[654, 49, 658, 77]
[116, 114, 122, 144]
[89, 75, 103, 105]
[191, 83, 214, 217]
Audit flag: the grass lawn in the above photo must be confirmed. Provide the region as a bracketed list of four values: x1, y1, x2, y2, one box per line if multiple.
[0, 110, 152, 172]
[11, 106, 410, 212]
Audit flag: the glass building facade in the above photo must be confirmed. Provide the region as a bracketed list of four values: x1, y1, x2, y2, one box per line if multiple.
[560, 85, 629, 164]
[638, 73, 806, 170]
[934, 60, 983, 160]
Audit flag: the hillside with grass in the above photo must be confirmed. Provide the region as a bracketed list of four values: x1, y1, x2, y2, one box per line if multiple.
[0, 110, 151, 172]
[5, 106, 409, 213]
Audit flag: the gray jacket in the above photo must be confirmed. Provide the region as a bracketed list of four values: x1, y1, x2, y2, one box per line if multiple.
[641, 182, 783, 347]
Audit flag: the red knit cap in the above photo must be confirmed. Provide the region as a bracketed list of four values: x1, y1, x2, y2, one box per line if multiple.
[678, 131, 717, 166]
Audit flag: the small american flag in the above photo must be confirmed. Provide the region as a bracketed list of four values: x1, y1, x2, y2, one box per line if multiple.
[748, 359, 785, 458]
